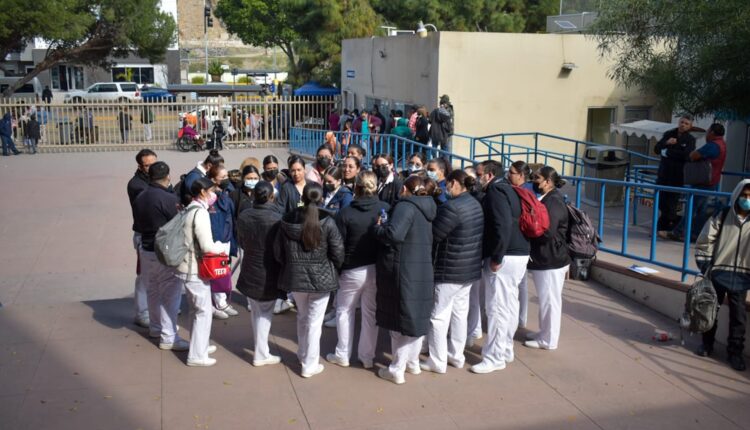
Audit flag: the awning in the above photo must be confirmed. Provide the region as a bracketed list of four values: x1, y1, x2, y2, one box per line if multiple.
[611, 120, 705, 140]
[293, 82, 340, 96]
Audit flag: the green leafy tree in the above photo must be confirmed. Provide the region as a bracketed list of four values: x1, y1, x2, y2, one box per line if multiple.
[591, 0, 750, 117]
[0, 0, 175, 96]
[215, 0, 379, 86]
[372, 0, 557, 33]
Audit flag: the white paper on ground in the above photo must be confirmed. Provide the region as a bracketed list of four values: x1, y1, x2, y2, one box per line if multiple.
[628, 265, 660, 275]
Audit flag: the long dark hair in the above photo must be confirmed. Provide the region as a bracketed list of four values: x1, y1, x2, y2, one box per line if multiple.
[537, 166, 566, 189]
[446, 170, 476, 191]
[301, 183, 324, 251]
[253, 181, 274, 204]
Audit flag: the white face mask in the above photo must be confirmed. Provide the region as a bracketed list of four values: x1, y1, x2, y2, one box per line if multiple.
[244, 179, 259, 189]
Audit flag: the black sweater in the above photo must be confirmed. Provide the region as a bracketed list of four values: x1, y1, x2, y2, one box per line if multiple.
[335, 196, 390, 271]
[132, 183, 181, 252]
[654, 128, 696, 186]
[528, 189, 571, 270]
[482, 178, 530, 263]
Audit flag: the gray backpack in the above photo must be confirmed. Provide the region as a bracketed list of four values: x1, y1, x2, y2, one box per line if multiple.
[680, 208, 730, 334]
[155, 207, 199, 268]
[566, 203, 600, 258]
[681, 277, 718, 333]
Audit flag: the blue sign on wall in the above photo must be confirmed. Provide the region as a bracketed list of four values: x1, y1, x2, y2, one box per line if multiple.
[346, 70, 355, 79]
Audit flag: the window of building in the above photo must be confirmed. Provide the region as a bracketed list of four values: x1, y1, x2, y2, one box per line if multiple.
[112, 66, 155, 84]
[51, 65, 84, 91]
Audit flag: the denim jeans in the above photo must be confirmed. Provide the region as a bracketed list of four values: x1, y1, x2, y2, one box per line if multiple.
[672, 184, 717, 240]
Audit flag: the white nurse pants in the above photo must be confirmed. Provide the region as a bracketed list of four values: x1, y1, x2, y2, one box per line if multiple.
[248, 299, 276, 361]
[179, 273, 213, 362]
[140, 249, 182, 344]
[481, 256, 529, 366]
[427, 282, 472, 371]
[529, 265, 569, 350]
[388, 331, 422, 378]
[333, 265, 378, 364]
[292, 292, 330, 374]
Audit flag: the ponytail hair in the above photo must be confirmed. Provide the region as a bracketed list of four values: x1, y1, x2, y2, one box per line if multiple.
[204, 149, 224, 167]
[423, 177, 442, 201]
[404, 175, 437, 196]
[301, 183, 324, 251]
[537, 166, 566, 189]
[253, 181, 274, 205]
[446, 169, 476, 191]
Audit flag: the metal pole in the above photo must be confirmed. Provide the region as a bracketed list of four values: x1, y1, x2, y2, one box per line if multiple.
[204, 0, 209, 85]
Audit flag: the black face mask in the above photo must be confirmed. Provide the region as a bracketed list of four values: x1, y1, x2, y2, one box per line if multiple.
[264, 169, 279, 181]
[317, 156, 332, 169]
[219, 179, 231, 191]
[324, 183, 336, 193]
[532, 182, 543, 195]
[374, 165, 390, 179]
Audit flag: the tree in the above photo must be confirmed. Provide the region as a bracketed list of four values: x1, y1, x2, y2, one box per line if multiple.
[0, 0, 176, 97]
[591, 0, 750, 117]
[215, 0, 379, 86]
[372, 0, 558, 34]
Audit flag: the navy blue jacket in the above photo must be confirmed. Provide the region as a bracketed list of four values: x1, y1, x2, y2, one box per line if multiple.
[433, 192, 484, 283]
[324, 186, 353, 214]
[133, 183, 181, 252]
[209, 190, 238, 256]
[0, 113, 12, 137]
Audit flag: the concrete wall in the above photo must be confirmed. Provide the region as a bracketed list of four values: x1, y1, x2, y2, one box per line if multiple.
[341, 32, 664, 161]
[340, 35, 439, 113]
[436, 32, 662, 158]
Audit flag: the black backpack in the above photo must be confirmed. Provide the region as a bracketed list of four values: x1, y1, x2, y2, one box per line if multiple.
[173, 169, 199, 206]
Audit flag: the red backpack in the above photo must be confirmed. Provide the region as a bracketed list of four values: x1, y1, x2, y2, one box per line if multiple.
[512, 186, 550, 239]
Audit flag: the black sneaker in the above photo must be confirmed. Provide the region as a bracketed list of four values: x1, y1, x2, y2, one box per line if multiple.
[694, 344, 713, 357]
[728, 354, 746, 371]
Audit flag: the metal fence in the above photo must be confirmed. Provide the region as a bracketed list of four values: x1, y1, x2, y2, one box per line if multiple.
[289, 126, 748, 282]
[0, 96, 338, 151]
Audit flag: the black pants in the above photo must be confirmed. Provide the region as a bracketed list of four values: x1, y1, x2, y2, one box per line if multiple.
[702, 284, 748, 356]
[657, 190, 681, 231]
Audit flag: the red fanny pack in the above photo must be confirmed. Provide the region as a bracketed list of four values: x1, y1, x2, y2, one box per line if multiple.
[198, 253, 231, 280]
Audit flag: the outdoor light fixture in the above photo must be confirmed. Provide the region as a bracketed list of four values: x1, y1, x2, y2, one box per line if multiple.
[562, 62, 577, 71]
[416, 21, 438, 38]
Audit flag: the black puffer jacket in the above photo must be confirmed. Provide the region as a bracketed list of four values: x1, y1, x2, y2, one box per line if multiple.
[374, 195, 436, 337]
[235, 203, 285, 301]
[482, 177, 530, 263]
[274, 207, 344, 293]
[335, 196, 390, 271]
[433, 192, 484, 283]
[528, 189, 571, 271]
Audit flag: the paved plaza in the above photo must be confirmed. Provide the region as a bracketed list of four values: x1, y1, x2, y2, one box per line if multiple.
[0, 150, 749, 429]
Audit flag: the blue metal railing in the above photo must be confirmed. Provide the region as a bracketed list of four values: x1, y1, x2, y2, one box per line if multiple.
[289, 127, 476, 170]
[564, 176, 733, 282]
[290, 127, 744, 282]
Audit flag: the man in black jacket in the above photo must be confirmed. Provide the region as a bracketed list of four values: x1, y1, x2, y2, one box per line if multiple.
[133, 161, 186, 350]
[654, 115, 696, 234]
[127, 149, 157, 328]
[472, 160, 530, 374]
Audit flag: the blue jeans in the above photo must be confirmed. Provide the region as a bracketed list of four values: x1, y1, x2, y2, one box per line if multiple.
[1, 135, 18, 155]
[672, 184, 717, 240]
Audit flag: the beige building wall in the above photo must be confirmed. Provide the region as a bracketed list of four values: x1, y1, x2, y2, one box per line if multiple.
[341, 32, 665, 163]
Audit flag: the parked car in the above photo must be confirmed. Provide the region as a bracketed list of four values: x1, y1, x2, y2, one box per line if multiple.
[140, 86, 176, 103]
[0, 77, 43, 101]
[64, 82, 141, 103]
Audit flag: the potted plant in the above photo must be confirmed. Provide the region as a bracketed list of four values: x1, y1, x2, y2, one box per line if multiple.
[208, 60, 224, 82]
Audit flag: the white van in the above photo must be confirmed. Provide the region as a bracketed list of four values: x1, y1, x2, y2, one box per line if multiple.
[0, 77, 43, 101]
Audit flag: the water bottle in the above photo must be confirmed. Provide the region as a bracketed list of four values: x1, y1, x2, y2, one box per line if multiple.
[380, 208, 388, 224]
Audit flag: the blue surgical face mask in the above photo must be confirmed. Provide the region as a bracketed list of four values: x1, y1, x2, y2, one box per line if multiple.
[426, 170, 439, 181]
[738, 197, 750, 211]
[244, 179, 259, 189]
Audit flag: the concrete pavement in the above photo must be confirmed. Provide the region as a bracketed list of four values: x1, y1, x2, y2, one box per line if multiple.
[1, 149, 749, 429]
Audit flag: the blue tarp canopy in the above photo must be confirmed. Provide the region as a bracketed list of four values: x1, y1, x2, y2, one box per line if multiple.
[293, 82, 340, 96]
